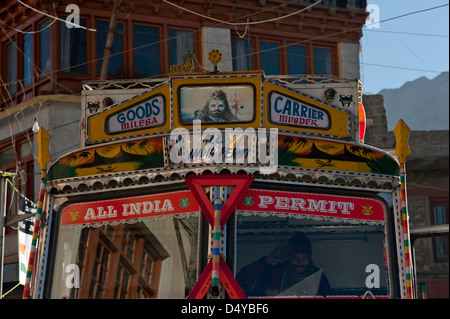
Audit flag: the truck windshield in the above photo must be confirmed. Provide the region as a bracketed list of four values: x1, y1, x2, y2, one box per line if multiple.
[233, 208, 391, 298]
[51, 216, 200, 299]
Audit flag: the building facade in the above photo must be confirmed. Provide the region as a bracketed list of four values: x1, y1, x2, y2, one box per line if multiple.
[363, 94, 449, 299]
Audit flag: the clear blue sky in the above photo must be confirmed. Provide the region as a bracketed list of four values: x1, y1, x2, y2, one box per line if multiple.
[360, 1, 449, 94]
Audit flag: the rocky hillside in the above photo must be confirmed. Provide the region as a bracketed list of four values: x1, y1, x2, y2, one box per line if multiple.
[378, 71, 449, 131]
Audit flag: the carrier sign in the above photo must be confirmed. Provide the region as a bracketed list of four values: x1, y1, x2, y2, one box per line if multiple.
[270, 92, 329, 129]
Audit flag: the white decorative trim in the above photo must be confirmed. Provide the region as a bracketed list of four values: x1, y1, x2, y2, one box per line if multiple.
[60, 211, 200, 230]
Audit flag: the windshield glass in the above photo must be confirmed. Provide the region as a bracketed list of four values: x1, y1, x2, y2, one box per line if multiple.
[51, 191, 201, 299]
[52, 216, 199, 299]
[233, 191, 392, 299]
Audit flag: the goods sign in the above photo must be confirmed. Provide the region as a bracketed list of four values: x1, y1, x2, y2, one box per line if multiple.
[106, 95, 165, 134]
[87, 84, 170, 143]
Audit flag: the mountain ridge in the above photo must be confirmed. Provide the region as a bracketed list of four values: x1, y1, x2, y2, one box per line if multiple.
[378, 71, 449, 131]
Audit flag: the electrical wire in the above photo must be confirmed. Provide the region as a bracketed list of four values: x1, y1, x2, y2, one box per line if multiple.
[0, 1, 447, 227]
[361, 62, 443, 74]
[1, 3, 448, 93]
[2, 0, 303, 87]
[0, 18, 56, 34]
[0, 19, 72, 168]
[16, 0, 96, 32]
[162, 0, 322, 26]
[0, 23, 76, 94]
[382, 22, 437, 74]
[1, 283, 21, 299]
[221, 3, 450, 67]
[364, 29, 449, 38]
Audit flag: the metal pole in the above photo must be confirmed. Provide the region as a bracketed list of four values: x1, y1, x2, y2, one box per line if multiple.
[394, 119, 414, 299]
[22, 178, 46, 299]
[0, 176, 8, 298]
[23, 128, 51, 299]
[99, 0, 121, 80]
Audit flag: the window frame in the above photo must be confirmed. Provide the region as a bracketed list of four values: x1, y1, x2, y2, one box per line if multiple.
[47, 187, 205, 299]
[4, 39, 17, 95]
[58, 17, 89, 75]
[96, 19, 125, 79]
[74, 224, 165, 299]
[0, 133, 35, 236]
[232, 38, 253, 71]
[259, 40, 281, 75]
[132, 23, 162, 78]
[287, 44, 307, 75]
[22, 31, 34, 87]
[38, 19, 52, 78]
[430, 198, 449, 263]
[231, 34, 339, 77]
[312, 46, 335, 76]
[168, 28, 195, 67]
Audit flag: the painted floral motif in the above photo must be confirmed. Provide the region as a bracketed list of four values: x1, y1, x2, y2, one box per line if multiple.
[48, 137, 164, 180]
[208, 50, 222, 71]
[278, 135, 400, 176]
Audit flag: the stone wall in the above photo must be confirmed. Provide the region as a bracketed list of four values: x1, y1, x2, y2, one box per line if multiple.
[363, 93, 449, 290]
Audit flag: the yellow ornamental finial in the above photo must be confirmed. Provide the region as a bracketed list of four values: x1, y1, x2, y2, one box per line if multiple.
[208, 50, 222, 72]
[394, 119, 411, 164]
[37, 127, 51, 174]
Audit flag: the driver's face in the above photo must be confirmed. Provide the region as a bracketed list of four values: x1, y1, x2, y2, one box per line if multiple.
[208, 98, 225, 116]
[289, 252, 311, 274]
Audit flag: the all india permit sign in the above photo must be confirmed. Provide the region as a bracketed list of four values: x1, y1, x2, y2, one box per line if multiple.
[61, 189, 387, 227]
[61, 190, 200, 226]
[237, 189, 386, 223]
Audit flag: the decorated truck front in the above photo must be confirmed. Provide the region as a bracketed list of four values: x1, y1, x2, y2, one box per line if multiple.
[30, 72, 414, 299]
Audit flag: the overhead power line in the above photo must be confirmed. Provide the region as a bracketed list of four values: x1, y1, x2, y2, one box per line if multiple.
[0, 18, 56, 34]
[162, 0, 323, 26]
[1, 2, 448, 89]
[364, 29, 449, 38]
[17, 0, 97, 31]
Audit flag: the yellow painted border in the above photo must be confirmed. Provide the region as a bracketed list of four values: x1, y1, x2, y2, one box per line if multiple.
[264, 81, 349, 137]
[87, 84, 171, 142]
[172, 76, 262, 129]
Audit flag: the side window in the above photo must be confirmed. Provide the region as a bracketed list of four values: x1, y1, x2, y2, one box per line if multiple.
[133, 25, 160, 77]
[260, 41, 279, 75]
[168, 29, 194, 66]
[0, 136, 35, 235]
[232, 38, 252, 71]
[97, 21, 124, 78]
[430, 199, 449, 262]
[23, 32, 33, 86]
[5, 40, 17, 94]
[39, 20, 51, 77]
[60, 19, 88, 73]
[314, 48, 333, 75]
[288, 45, 307, 75]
